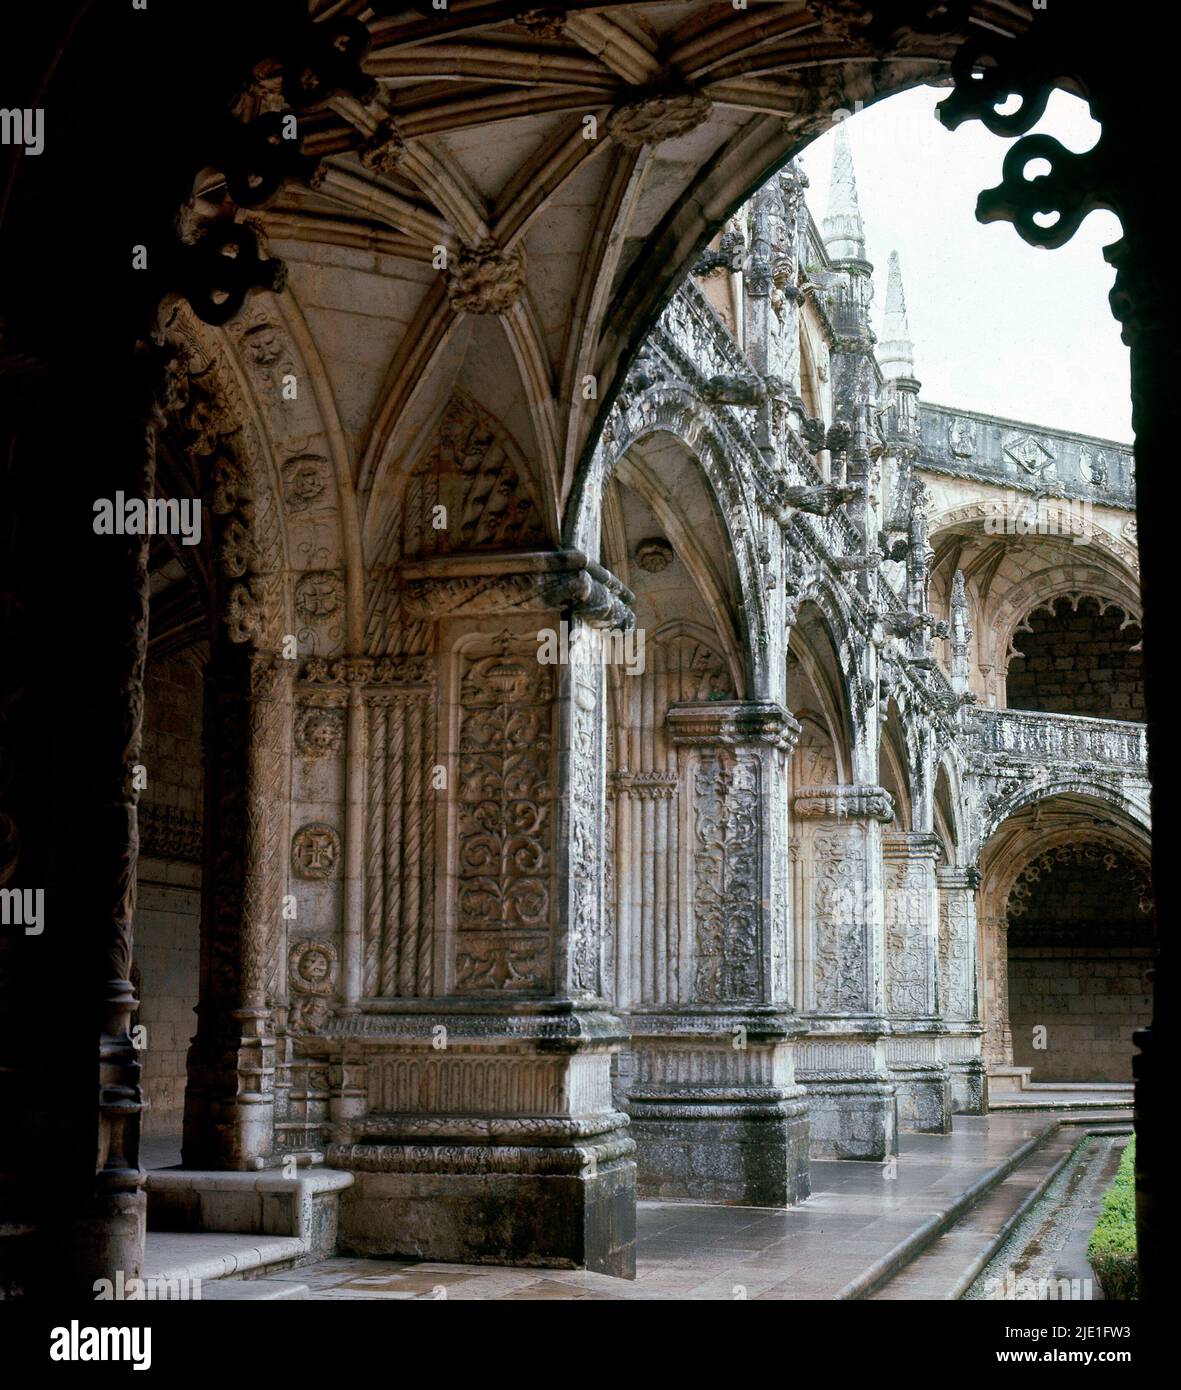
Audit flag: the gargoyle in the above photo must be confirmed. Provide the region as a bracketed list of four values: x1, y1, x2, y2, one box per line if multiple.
[700, 372, 785, 406]
[780, 483, 860, 516]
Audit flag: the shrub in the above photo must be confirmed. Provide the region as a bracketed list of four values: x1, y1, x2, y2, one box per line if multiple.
[1088, 1138, 1138, 1300]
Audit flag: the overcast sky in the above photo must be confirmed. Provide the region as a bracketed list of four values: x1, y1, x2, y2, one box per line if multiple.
[798, 86, 1131, 444]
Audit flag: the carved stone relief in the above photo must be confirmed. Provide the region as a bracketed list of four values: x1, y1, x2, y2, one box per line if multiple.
[453, 631, 555, 993]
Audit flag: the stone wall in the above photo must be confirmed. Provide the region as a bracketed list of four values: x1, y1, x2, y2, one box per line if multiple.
[133, 650, 204, 1138]
[1006, 846, 1153, 1082]
[1007, 595, 1144, 720]
[1009, 947, 1152, 1081]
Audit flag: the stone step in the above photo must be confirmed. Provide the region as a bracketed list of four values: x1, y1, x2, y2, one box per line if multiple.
[142, 1232, 306, 1290]
[866, 1122, 1133, 1300]
[990, 1096, 1132, 1112]
[833, 1123, 1064, 1300]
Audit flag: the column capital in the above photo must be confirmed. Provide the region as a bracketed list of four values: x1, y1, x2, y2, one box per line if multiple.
[793, 783, 894, 822]
[400, 548, 634, 629]
[937, 865, 982, 892]
[666, 699, 799, 749]
[882, 830, 942, 862]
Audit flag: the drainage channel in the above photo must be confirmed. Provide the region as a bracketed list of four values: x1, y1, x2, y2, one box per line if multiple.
[963, 1133, 1128, 1301]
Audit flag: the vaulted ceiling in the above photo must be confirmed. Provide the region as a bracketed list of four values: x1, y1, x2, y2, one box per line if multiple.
[226, 0, 1029, 558]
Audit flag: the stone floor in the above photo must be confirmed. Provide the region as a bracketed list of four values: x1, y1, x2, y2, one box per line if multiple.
[183, 1112, 1125, 1301]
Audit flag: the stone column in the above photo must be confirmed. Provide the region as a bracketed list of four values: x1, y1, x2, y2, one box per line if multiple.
[326, 551, 636, 1276]
[621, 701, 810, 1206]
[794, 784, 898, 1160]
[183, 650, 293, 1169]
[938, 866, 985, 1113]
[882, 832, 952, 1134]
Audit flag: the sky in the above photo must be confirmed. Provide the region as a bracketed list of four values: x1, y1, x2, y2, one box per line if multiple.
[797, 86, 1131, 444]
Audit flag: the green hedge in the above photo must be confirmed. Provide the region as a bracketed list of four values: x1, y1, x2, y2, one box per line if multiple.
[1088, 1138, 1138, 1300]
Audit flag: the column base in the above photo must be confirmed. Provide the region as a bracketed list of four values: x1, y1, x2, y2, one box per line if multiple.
[886, 1032, 953, 1134]
[623, 1012, 811, 1205]
[332, 1138, 635, 1277]
[67, 1188, 147, 1297]
[941, 1031, 987, 1114]
[323, 1000, 636, 1277]
[797, 1034, 898, 1160]
[628, 1098, 810, 1205]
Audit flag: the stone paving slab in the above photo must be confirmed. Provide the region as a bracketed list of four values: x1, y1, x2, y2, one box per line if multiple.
[223, 1112, 1083, 1300]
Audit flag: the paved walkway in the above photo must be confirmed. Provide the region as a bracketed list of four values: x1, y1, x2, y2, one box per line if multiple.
[214, 1113, 1116, 1300]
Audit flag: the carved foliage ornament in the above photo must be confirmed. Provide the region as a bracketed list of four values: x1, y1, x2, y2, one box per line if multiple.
[607, 90, 713, 149]
[692, 751, 761, 1003]
[454, 632, 554, 993]
[408, 393, 546, 558]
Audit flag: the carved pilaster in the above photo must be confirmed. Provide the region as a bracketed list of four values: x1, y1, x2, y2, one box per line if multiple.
[794, 783, 898, 1160]
[618, 701, 810, 1206]
[882, 833, 951, 1135]
[937, 866, 985, 1113]
[329, 566, 637, 1276]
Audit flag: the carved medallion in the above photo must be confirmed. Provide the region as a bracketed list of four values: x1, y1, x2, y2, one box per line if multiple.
[1003, 430, 1055, 477]
[282, 453, 329, 511]
[291, 823, 341, 879]
[295, 569, 343, 621]
[295, 705, 345, 757]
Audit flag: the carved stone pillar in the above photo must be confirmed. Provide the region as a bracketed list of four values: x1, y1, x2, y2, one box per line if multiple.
[937, 866, 985, 1113]
[326, 551, 636, 1276]
[620, 701, 810, 1206]
[882, 832, 951, 1134]
[794, 784, 897, 1160]
[980, 910, 1014, 1073]
[183, 650, 293, 1169]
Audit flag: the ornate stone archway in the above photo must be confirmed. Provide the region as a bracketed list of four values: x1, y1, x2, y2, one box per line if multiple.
[1, 1, 1168, 1295]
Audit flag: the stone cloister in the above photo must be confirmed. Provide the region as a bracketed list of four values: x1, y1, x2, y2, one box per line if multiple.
[0, 0, 1168, 1298]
